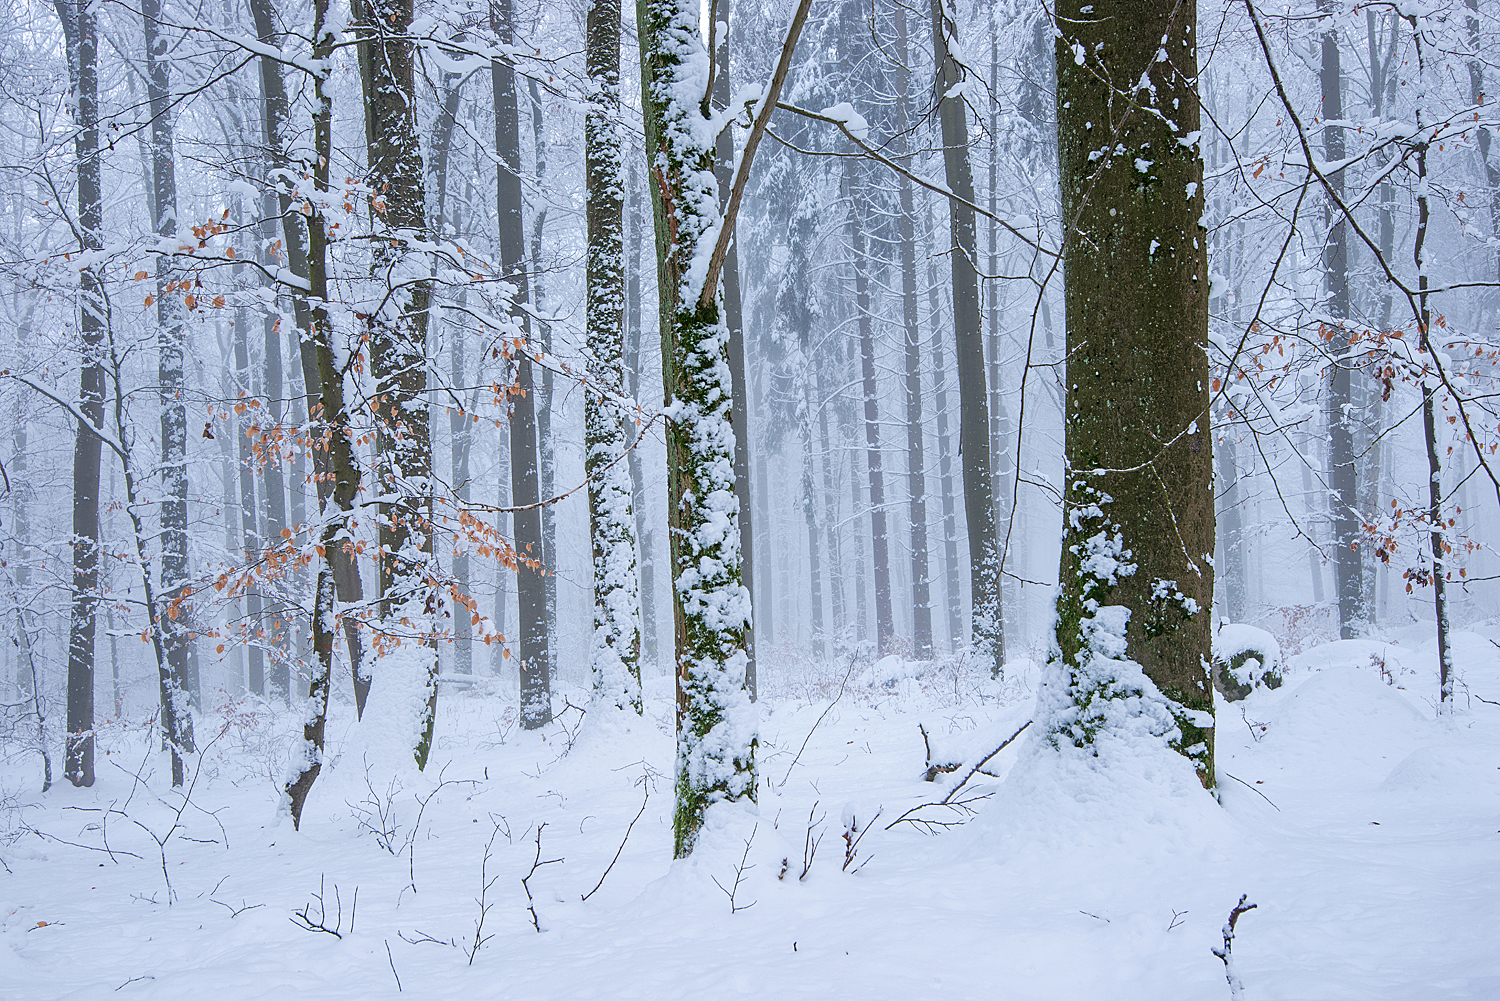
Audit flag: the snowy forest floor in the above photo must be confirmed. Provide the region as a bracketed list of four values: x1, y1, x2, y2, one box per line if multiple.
[4, 622, 1500, 1000]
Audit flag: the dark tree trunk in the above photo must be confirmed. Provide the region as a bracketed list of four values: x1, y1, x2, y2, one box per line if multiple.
[494, 0, 550, 729]
[1321, 2, 1363, 639]
[931, 0, 1002, 675]
[1052, 0, 1215, 786]
[846, 159, 894, 655]
[58, 0, 102, 788]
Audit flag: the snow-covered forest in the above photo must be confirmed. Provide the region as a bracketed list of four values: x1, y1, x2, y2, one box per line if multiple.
[3, 0, 1499, 995]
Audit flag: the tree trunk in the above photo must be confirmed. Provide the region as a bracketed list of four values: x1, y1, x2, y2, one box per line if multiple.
[846, 159, 894, 655]
[585, 0, 642, 712]
[494, 0, 550, 729]
[930, 0, 1002, 676]
[713, 27, 757, 699]
[58, 0, 102, 788]
[926, 231, 964, 651]
[1215, 433, 1246, 621]
[625, 172, 657, 669]
[1321, 2, 1363, 639]
[142, 0, 197, 745]
[1052, 0, 1215, 787]
[527, 76, 559, 686]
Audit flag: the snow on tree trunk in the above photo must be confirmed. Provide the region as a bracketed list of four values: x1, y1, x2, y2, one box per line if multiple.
[142, 0, 195, 757]
[585, 0, 642, 714]
[59, 0, 102, 789]
[1049, 0, 1216, 789]
[358, 0, 437, 767]
[636, 0, 755, 857]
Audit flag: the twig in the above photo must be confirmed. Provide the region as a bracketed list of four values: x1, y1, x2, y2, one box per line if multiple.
[385, 940, 402, 992]
[939, 720, 1031, 805]
[290, 875, 349, 938]
[842, 808, 880, 873]
[521, 824, 563, 932]
[581, 788, 648, 902]
[1168, 908, 1189, 932]
[799, 803, 824, 881]
[1221, 771, 1281, 812]
[780, 655, 857, 788]
[711, 825, 758, 913]
[1211, 894, 1258, 1001]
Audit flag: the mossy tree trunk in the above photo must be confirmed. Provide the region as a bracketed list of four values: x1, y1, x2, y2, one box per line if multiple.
[585, 0, 642, 713]
[1050, 0, 1215, 788]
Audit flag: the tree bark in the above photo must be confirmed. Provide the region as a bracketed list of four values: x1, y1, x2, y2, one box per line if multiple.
[493, 0, 550, 729]
[625, 172, 657, 669]
[58, 0, 102, 788]
[931, 0, 1002, 676]
[1321, 2, 1363, 639]
[926, 228, 964, 651]
[1052, 0, 1215, 787]
[586, 0, 642, 712]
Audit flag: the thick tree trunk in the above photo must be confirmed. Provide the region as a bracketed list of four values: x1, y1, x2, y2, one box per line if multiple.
[1052, 0, 1215, 787]
[1321, 3, 1363, 639]
[58, 0, 102, 788]
[494, 0, 550, 729]
[527, 76, 559, 684]
[637, 0, 760, 856]
[585, 0, 642, 712]
[931, 0, 1002, 676]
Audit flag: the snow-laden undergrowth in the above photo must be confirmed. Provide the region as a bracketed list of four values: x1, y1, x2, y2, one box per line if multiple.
[3, 623, 1499, 999]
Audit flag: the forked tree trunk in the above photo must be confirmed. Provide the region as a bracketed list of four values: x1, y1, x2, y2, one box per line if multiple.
[1052, 0, 1215, 787]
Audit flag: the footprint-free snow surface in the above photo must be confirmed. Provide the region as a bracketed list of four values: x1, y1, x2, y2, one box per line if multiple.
[4, 627, 1499, 999]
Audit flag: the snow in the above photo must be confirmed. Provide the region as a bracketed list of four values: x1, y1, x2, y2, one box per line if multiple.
[5, 630, 1500, 998]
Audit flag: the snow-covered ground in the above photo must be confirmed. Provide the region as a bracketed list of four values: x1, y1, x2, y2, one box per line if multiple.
[4, 625, 1499, 999]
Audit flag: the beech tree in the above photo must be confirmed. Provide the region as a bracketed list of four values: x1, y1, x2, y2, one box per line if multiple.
[1047, 0, 1216, 787]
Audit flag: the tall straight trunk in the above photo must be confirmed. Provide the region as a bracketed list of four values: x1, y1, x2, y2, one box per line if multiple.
[233, 300, 266, 696]
[1215, 433, 1246, 621]
[585, 0, 642, 712]
[931, 0, 1002, 676]
[527, 76, 559, 682]
[625, 173, 657, 668]
[1301, 456, 1326, 605]
[1469, 0, 1500, 286]
[142, 0, 197, 736]
[713, 27, 757, 699]
[985, 23, 1014, 647]
[817, 366, 844, 640]
[1321, 2, 1362, 638]
[359, 0, 437, 765]
[802, 367, 825, 658]
[1052, 0, 1215, 787]
[259, 248, 289, 702]
[58, 0, 102, 788]
[846, 160, 894, 654]
[926, 238, 964, 650]
[493, 0, 550, 729]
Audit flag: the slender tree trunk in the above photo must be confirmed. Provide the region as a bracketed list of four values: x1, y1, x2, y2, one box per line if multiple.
[1321, 2, 1363, 638]
[846, 159, 894, 654]
[818, 365, 844, 642]
[58, 0, 102, 788]
[527, 76, 559, 685]
[1215, 433, 1246, 621]
[625, 173, 657, 669]
[926, 236, 964, 650]
[1052, 0, 1215, 786]
[494, 0, 550, 729]
[585, 0, 642, 712]
[713, 27, 757, 699]
[233, 298, 266, 696]
[286, 5, 354, 823]
[1469, 0, 1500, 287]
[931, 0, 1002, 676]
[142, 0, 197, 741]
